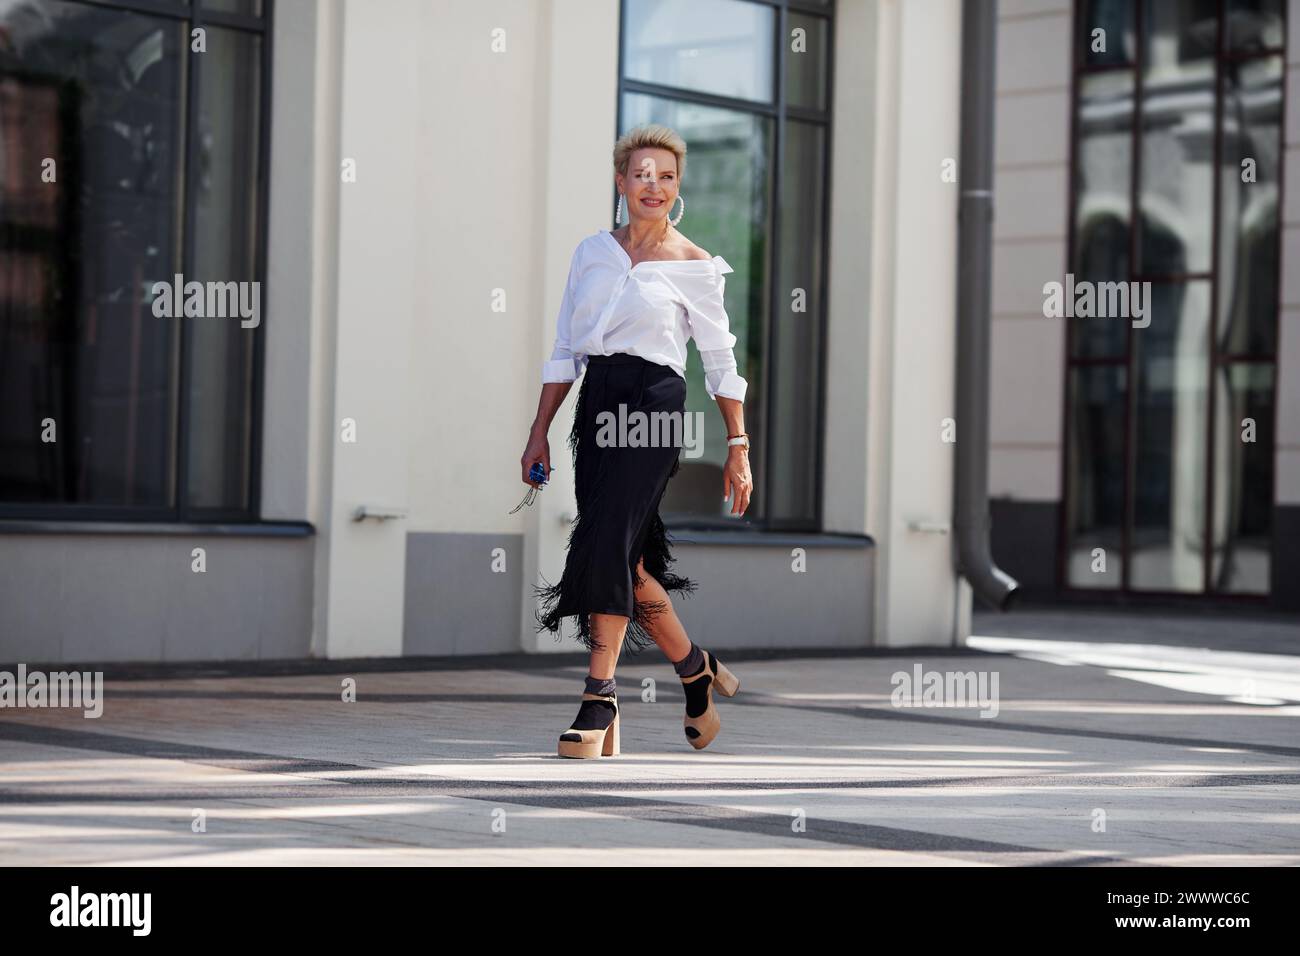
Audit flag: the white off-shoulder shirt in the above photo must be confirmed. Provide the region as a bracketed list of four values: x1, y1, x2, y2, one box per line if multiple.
[541, 229, 748, 402]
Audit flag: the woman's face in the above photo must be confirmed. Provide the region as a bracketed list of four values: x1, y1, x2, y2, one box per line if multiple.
[618, 147, 679, 223]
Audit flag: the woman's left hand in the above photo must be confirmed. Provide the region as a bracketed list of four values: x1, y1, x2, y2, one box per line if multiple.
[723, 447, 752, 516]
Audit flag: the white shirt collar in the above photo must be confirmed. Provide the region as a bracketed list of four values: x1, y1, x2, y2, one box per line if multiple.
[598, 229, 733, 275]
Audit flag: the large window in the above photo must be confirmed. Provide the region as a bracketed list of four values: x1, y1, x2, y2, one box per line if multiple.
[1063, 0, 1285, 595]
[0, 0, 270, 522]
[618, 0, 832, 530]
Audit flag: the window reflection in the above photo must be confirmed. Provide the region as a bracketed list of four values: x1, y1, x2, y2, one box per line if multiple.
[1218, 55, 1282, 357]
[785, 12, 828, 111]
[0, 2, 184, 510]
[0, 0, 265, 519]
[1082, 0, 1136, 66]
[620, 0, 832, 529]
[623, 0, 774, 104]
[620, 92, 771, 522]
[189, 26, 261, 513]
[1072, 70, 1133, 359]
[1065, 0, 1283, 598]
[1065, 367, 1126, 588]
[1131, 281, 1209, 592]
[1137, 0, 1217, 276]
[1211, 363, 1273, 592]
[1226, 0, 1286, 51]
[769, 118, 823, 526]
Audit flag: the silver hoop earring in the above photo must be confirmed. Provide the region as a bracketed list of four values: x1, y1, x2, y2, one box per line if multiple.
[615, 193, 624, 225]
[670, 194, 685, 226]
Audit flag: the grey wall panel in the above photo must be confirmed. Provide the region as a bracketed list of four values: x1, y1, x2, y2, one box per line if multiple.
[0, 536, 314, 664]
[664, 539, 874, 650]
[405, 532, 874, 655]
[403, 532, 522, 656]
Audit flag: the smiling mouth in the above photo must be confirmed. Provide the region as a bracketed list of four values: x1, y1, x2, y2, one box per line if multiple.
[641, 198, 664, 206]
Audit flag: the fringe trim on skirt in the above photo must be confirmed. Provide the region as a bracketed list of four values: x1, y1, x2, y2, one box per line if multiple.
[532, 362, 696, 656]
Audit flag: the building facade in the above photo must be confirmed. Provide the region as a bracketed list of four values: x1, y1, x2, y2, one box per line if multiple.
[0, 0, 1293, 665]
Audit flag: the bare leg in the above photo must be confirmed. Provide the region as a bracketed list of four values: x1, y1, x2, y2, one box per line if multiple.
[587, 613, 628, 679]
[633, 558, 692, 663]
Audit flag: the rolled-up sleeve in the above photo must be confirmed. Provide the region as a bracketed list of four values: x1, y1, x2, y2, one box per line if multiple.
[700, 348, 748, 402]
[541, 245, 585, 384]
[684, 259, 747, 402]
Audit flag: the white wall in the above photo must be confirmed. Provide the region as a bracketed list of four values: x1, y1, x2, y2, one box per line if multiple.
[388, 0, 619, 652]
[319, 0, 423, 657]
[293, 0, 620, 656]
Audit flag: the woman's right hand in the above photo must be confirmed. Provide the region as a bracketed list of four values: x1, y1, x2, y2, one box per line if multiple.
[521, 427, 551, 488]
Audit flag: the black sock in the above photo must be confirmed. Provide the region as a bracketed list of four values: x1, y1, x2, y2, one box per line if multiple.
[674, 644, 713, 720]
[572, 675, 617, 731]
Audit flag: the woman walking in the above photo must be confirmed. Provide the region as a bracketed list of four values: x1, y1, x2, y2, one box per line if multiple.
[521, 124, 752, 758]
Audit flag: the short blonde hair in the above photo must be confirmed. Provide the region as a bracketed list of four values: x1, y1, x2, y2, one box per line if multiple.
[613, 124, 687, 181]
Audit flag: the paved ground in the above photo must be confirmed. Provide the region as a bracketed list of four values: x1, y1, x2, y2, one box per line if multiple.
[2, 615, 1299, 865]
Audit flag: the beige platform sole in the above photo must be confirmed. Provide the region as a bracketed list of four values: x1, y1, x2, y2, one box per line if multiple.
[682, 655, 740, 750]
[557, 694, 620, 758]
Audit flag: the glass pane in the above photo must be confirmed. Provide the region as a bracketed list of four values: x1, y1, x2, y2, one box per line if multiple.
[188, 27, 261, 511]
[1225, 0, 1286, 51]
[204, 0, 264, 16]
[1218, 55, 1282, 357]
[786, 12, 828, 111]
[1081, 0, 1135, 66]
[768, 119, 824, 526]
[623, 0, 775, 104]
[1210, 363, 1274, 593]
[1071, 70, 1133, 358]
[619, 93, 772, 523]
[0, 3, 184, 511]
[1065, 366, 1127, 588]
[1137, 0, 1217, 276]
[1130, 280, 1210, 591]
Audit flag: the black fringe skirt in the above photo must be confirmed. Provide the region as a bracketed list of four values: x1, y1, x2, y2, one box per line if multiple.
[533, 352, 697, 655]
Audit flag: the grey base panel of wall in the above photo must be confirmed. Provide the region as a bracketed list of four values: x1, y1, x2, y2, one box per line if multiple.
[404, 531, 875, 656]
[991, 499, 1300, 613]
[0, 535, 315, 664]
[668, 538, 875, 649]
[404, 532, 523, 657]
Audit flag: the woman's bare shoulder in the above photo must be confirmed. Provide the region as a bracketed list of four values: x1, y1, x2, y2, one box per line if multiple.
[673, 233, 713, 261]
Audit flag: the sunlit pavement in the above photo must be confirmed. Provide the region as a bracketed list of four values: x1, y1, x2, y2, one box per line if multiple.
[2, 617, 1299, 866]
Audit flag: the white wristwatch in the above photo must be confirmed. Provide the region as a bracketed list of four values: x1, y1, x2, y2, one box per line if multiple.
[727, 434, 750, 451]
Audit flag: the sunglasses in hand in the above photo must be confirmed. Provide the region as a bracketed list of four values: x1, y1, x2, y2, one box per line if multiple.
[509, 461, 550, 514]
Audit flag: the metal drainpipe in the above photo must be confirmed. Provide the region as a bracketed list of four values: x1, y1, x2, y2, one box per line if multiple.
[954, 0, 1019, 610]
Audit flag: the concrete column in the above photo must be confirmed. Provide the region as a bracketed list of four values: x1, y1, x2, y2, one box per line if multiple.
[863, 0, 967, 646]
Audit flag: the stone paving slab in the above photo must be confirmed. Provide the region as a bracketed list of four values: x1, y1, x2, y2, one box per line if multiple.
[2, 645, 1298, 865]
